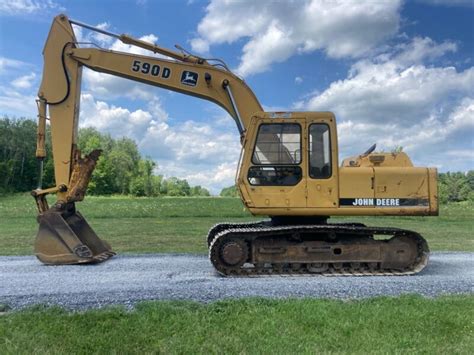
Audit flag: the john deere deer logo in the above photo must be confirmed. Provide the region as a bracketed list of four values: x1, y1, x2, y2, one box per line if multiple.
[181, 71, 198, 86]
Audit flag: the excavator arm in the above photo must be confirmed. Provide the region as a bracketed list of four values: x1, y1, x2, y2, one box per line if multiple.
[33, 14, 262, 264]
[36, 14, 262, 202]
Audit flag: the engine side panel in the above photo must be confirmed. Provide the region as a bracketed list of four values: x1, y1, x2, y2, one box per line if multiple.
[247, 165, 437, 216]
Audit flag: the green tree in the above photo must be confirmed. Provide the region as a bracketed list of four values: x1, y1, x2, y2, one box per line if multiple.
[0, 117, 54, 193]
[466, 171, 474, 190]
[151, 175, 163, 196]
[78, 128, 116, 195]
[108, 138, 140, 194]
[129, 159, 157, 197]
[438, 171, 473, 203]
[0, 117, 215, 197]
[88, 157, 116, 195]
[165, 177, 191, 196]
[140, 159, 156, 196]
[190, 185, 210, 196]
[130, 176, 146, 196]
[220, 185, 239, 197]
[438, 182, 449, 204]
[78, 127, 114, 154]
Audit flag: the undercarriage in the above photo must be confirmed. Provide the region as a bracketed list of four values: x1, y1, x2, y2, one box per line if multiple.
[208, 220, 429, 276]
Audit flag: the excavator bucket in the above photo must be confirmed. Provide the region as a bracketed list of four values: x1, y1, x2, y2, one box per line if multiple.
[34, 203, 115, 265]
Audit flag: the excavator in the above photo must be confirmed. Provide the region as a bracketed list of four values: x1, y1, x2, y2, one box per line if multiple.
[32, 14, 438, 275]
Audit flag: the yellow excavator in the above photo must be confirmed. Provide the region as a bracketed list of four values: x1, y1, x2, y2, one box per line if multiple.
[32, 14, 438, 275]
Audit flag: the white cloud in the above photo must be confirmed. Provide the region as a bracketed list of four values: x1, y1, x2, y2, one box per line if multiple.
[0, 0, 62, 15]
[335, 98, 473, 155]
[80, 93, 155, 140]
[11, 72, 36, 89]
[0, 86, 37, 117]
[0, 57, 37, 117]
[391, 37, 457, 65]
[79, 93, 240, 193]
[444, 149, 474, 159]
[160, 161, 237, 193]
[90, 22, 114, 47]
[309, 64, 473, 126]
[189, 38, 209, 53]
[445, 97, 474, 133]
[83, 69, 157, 101]
[140, 120, 239, 163]
[304, 37, 472, 126]
[297, 37, 474, 171]
[0, 57, 26, 74]
[77, 26, 172, 101]
[138, 113, 242, 193]
[237, 20, 296, 76]
[295, 76, 303, 85]
[147, 97, 169, 122]
[191, 0, 402, 76]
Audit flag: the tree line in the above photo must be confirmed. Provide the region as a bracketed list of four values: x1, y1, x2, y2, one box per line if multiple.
[0, 117, 209, 197]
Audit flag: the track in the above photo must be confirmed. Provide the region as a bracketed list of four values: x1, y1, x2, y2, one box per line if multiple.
[209, 224, 428, 276]
[0, 252, 472, 310]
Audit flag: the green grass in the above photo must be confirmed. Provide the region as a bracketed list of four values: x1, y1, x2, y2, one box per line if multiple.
[0, 194, 254, 255]
[1, 196, 472, 353]
[1, 295, 473, 354]
[0, 193, 472, 255]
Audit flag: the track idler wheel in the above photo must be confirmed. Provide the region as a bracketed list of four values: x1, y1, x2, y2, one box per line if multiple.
[210, 237, 249, 275]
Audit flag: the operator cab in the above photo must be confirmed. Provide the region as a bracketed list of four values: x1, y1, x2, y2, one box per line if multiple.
[238, 112, 339, 213]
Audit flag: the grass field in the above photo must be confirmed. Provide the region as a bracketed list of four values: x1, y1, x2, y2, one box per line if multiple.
[1, 295, 473, 354]
[1, 194, 472, 354]
[0, 193, 472, 255]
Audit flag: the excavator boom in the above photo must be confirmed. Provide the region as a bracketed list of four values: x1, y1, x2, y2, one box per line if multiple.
[37, 14, 261, 200]
[33, 14, 261, 264]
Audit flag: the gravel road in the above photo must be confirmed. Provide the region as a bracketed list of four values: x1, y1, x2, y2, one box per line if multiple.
[1, 252, 472, 310]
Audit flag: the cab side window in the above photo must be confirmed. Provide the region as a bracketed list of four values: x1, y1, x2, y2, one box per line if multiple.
[309, 124, 332, 179]
[248, 123, 302, 186]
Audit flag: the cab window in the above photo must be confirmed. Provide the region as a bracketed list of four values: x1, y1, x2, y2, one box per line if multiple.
[248, 166, 302, 186]
[252, 124, 301, 165]
[248, 123, 302, 186]
[309, 124, 331, 179]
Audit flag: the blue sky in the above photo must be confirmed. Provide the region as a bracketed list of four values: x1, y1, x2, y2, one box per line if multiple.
[0, 0, 473, 193]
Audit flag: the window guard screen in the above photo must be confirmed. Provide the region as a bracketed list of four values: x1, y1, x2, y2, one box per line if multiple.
[252, 124, 301, 165]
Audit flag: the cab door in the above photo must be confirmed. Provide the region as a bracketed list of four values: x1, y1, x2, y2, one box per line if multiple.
[241, 117, 307, 208]
[306, 117, 339, 208]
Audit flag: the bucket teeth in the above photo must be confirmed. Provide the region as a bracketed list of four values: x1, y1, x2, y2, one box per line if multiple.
[93, 251, 116, 262]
